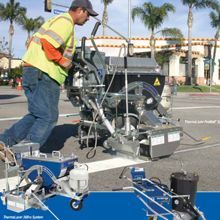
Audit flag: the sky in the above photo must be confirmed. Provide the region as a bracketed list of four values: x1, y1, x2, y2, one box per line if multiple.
[0, 0, 217, 58]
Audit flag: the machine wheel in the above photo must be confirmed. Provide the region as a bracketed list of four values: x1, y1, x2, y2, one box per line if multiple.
[78, 125, 95, 148]
[70, 199, 83, 211]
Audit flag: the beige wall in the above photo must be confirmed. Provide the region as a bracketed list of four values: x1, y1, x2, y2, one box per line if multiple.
[0, 57, 22, 70]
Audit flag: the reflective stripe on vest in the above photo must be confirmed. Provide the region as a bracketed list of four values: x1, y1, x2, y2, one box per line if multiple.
[22, 13, 76, 85]
[36, 22, 74, 61]
[44, 30, 64, 45]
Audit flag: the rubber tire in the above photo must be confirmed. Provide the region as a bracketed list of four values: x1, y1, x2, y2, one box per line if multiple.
[148, 217, 158, 220]
[78, 125, 95, 148]
[70, 199, 83, 211]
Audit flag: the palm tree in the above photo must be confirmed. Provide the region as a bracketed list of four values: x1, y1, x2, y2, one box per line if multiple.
[181, 0, 218, 85]
[132, 2, 183, 59]
[0, 0, 26, 74]
[18, 15, 44, 47]
[101, 0, 114, 36]
[209, 2, 220, 84]
[0, 37, 9, 54]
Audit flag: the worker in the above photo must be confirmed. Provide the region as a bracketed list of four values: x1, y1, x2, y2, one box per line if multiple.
[0, 0, 98, 162]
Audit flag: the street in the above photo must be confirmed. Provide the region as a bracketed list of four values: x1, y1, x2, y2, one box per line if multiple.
[0, 86, 220, 191]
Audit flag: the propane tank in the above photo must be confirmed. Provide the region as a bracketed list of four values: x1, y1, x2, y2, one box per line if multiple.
[69, 164, 89, 194]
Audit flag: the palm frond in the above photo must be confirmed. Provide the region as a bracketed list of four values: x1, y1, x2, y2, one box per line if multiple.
[131, 7, 145, 21]
[209, 2, 220, 29]
[193, 0, 218, 9]
[132, 2, 176, 32]
[160, 3, 175, 14]
[161, 28, 184, 38]
[0, 0, 26, 24]
[18, 14, 44, 33]
[101, 0, 113, 6]
[160, 28, 184, 44]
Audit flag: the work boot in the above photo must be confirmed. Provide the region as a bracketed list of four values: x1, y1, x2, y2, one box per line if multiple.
[0, 142, 16, 166]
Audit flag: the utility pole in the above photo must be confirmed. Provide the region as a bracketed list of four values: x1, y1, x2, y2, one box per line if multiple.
[209, 43, 213, 93]
[128, 0, 131, 39]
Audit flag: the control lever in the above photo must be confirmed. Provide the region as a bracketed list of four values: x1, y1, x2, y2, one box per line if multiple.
[90, 22, 106, 83]
[81, 36, 86, 61]
[91, 21, 101, 37]
[80, 36, 101, 85]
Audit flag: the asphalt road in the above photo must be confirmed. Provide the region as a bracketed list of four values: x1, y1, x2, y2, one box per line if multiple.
[0, 86, 220, 191]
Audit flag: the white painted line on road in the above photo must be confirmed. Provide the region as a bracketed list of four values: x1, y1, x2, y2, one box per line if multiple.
[0, 113, 79, 122]
[86, 157, 147, 174]
[59, 113, 79, 117]
[173, 106, 220, 110]
[0, 117, 22, 121]
[0, 157, 147, 192]
[1, 106, 220, 121]
[175, 143, 220, 154]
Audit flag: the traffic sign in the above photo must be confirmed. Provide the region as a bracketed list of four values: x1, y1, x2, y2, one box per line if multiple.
[53, 9, 66, 14]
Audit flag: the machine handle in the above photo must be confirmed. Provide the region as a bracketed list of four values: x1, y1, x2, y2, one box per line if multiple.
[52, 151, 61, 159]
[81, 36, 87, 55]
[91, 22, 101, 37]
[39, 153, 47, 158]
[80, 36, 101, 85]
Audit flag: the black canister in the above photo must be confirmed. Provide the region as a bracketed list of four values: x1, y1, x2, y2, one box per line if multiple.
[170, 172, 199, 212]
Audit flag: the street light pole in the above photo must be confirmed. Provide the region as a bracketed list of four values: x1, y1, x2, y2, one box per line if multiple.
[128, 0, 131, 39]
[8, 24, 14, 77]
[209, 43, 213, 93]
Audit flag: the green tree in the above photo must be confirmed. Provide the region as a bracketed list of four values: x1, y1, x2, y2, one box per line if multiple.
[9, 65, 22, 78]
[0, 0, 26, 74]
[209, 2, 220, 84]
[132, 2, 183, 59]
[18, 15, 44, 47]
[101, 0, 114, 36]
[181, 0, 218, 84]
[155, 50, 173, 66]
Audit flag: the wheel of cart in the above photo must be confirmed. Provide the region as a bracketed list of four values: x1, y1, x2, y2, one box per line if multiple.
[78, 124, 98, 148]
[70, 198, 83, 211]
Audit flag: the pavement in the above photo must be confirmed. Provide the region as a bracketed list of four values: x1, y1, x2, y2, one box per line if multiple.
[0, 86, 220, 191]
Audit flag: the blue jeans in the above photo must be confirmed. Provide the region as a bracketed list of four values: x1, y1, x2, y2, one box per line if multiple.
[0, 67, 60, 147]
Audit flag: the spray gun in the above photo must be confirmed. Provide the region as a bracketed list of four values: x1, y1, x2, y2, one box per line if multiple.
[91, 17, 134, 136]
[80, 18, 135, 137]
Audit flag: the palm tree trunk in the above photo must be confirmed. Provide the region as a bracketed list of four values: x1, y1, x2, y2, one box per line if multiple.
[102, 4, 108, 36]
[150, 34, 156, 59]
[211, 28, 220, 83]
[26, 32, 31, 48]
[187, 7, 193, 85]
[8, 24, 14, 76]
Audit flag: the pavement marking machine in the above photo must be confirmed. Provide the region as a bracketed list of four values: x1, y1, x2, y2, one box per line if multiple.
[67, 21, 182, 160]
[1, 141, 89, 217]
[0, 20, 207, 220]
[115, 166, 206, 220]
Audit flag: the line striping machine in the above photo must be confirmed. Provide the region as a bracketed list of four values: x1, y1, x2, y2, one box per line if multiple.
[1, 141, 89, 218]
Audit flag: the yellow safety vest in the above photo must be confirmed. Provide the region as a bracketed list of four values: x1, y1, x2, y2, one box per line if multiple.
[22, 12, 77, 85]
